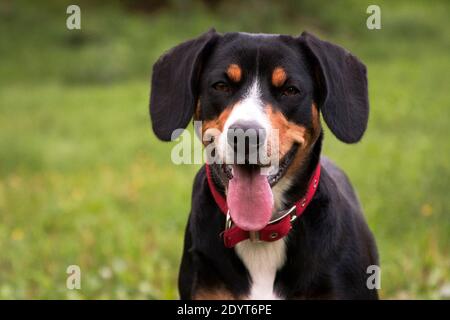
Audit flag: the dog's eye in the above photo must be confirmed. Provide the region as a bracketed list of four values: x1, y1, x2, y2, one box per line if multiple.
[212, 81, 231, 93]
[282, 86, 300, 96]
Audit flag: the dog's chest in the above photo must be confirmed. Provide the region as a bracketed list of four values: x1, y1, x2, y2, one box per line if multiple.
[235, 239, 287, 300]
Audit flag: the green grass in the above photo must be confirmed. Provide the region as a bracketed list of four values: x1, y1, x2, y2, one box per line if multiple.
[0, 0, 448, 299]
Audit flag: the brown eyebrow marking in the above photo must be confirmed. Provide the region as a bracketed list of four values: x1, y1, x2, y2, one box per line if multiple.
[226, 64, 242, 83]
[272, 67, 287, 87]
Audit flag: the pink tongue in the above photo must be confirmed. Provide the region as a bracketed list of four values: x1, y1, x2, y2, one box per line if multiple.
[227, 166, 274, 231]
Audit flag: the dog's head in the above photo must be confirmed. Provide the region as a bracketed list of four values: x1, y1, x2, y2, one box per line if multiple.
[150, 29, 369, 231]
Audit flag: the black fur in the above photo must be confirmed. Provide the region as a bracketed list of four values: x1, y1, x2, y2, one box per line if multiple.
[300, 32, 369, 143]
[150, 29, 219, 141]
[150, 30, 378, 299]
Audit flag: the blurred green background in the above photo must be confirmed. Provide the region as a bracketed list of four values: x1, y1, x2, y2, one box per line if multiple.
[0, 0, 449, 299]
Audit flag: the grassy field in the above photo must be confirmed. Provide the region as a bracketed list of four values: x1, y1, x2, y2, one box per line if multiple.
[0, 0, 449, 299]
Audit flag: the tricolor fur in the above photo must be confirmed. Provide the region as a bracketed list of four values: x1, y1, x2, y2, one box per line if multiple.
[149, 30, 379, 299]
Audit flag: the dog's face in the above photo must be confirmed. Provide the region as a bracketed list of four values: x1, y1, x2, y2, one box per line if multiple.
[150, 30, 369, 230]
[198, 33, 318, 172]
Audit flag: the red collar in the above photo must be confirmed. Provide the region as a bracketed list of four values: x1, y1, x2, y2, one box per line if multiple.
[205, 164, 321, 248]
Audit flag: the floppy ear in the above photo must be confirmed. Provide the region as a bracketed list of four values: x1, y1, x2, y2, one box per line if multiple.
[300, 32, 369, 143]
[150, 29, 219, 141]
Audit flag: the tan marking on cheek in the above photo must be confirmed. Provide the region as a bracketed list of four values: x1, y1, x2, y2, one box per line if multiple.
[267, 106, 307, 159]
[287, 125, 307, 145]
[226, 64, 242, 83]
[266, 105, 321, 178]
[201, 107, 233, 145]
[284, 104, 321, 178]
[272, 67, 287, 87]
[266, 107, 289, 157]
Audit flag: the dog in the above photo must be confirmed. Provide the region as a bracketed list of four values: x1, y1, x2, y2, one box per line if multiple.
[149, 29, 379, 300]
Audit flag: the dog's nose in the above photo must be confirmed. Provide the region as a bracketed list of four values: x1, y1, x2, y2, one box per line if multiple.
[227, 121, 266, 164]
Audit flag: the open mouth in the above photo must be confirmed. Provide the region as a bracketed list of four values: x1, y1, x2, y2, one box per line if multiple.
[220, 144, 299, 231]
[220, 143, 299, 186]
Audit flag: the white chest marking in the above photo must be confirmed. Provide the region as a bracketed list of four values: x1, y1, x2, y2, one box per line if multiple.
[235, 239, 287, 300]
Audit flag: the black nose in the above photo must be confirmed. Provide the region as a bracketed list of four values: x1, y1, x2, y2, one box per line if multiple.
[227, 121, 266, 164]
